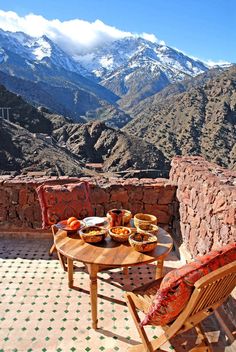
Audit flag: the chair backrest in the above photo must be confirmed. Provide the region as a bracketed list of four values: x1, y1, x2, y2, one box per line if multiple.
[182, 261, 236, 321]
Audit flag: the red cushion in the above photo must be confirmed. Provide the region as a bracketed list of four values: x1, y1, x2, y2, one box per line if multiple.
[36, 182, 93, 228]
[141, 242, 236, 326]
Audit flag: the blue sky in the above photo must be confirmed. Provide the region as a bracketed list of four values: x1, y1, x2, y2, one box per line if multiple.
[0, 0, 235, 63]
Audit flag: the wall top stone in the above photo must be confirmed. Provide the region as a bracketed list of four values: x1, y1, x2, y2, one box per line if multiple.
[0, 175, 175, 188]
[170, 156, 236, 188]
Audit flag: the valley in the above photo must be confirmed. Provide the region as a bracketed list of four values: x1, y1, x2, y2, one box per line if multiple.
[0, 28, 235, 177]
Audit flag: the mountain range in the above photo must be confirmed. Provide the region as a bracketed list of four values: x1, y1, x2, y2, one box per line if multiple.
[0, 27, 235, 175]
[0, 29, 214, 124]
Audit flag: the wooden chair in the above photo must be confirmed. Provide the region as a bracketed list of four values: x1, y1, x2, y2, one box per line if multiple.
[49, 225, 57, 256]
[50, 224, 67, 271]
[125, 261, 236, 352]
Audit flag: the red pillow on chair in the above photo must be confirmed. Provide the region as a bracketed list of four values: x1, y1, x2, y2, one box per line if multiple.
[36, 182, 93, 228]
[141, 242, 236, 326]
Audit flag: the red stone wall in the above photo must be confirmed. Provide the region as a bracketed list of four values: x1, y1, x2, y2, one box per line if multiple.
[0, 175, 176, 231]
[170, 156, 236, 256]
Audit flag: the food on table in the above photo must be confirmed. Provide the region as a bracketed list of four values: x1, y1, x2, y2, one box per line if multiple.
[80, 226, 108, 243]
[134, 213, 157, 230]
[83, 229, 103, 235]
[132, 233, 157, 242]
[67, 216, 78, 225]
[111, 227, 130, 235]
[66, 217, 81, 230]
[137, 223, 159, 236]
[109, 226, 132, 243]
[121, 209, 132, 225]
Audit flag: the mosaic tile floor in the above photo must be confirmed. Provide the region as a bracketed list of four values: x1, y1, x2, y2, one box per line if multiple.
[0, 238, 233, 352]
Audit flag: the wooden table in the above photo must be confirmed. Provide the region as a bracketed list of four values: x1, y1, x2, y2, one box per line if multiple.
[53, 227, 173, 329]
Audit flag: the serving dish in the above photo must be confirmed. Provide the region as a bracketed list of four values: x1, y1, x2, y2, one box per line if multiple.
[136, 223, 159, 236]
[79, 226, 108, 243]
[133, 213, 157, 230]
[129, 232, 158, 252]
[83, 216, 106, 226]
[109, 226, 132, 243]
[56, 219, 85, 232]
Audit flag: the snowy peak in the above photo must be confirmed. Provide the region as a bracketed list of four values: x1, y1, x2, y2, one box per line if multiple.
[0, 29, 212, 87]
[73, 36, 210, 103]
[30, 36, 52, 60]
[77, 37, 147, 78]
[0, 29, 52, 61]
[76, 36, 209, 82]
[0, 29, 90, 77]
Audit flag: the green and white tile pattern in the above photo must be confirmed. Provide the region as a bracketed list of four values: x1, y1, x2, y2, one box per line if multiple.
[0, 239, 228, 351]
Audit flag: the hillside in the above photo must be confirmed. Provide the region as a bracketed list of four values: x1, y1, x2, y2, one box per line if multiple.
[0, 119, 91, 176]
[53, 121, 169, 176]
[125, 66, 236, 169]
[0, 84, 169, 177]
[0, 84, 54, 133]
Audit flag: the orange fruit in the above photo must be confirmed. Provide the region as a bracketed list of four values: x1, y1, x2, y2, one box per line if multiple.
[69, 219, 81, 230]
[67, 216, 77, 225]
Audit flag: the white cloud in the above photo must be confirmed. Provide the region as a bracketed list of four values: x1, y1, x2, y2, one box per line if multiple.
[173, 46, 231, 67]
[0, 10, 163, 56]
[140, 32, 158, 43]
[203, 59, 231, 67]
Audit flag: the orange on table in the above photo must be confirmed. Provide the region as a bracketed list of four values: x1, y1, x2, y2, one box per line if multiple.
[69, 219, 81, 230]
[67, 216, 78, 226]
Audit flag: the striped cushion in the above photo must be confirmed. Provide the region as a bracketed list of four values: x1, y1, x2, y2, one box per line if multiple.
[141, 242, 236, 326]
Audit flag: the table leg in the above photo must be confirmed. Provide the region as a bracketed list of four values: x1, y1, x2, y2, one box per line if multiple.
[67, 258, 74, 288]
[155, 259, 164, 279]
[87, 264, 99, 330]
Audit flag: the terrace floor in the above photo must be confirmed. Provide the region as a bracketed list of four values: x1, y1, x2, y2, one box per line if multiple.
[0, 237, 234, 352]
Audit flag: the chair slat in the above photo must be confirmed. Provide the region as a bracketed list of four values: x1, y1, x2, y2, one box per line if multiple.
[191, 270, 236, 315]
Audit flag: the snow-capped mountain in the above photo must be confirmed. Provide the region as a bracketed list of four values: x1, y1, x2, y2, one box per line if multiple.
[75, 37, 209, 106]
[0, 28, 229, 125]
[0, 29, 90, 77]
[77, 37, 208, 81]
[0, 29, 121, 122]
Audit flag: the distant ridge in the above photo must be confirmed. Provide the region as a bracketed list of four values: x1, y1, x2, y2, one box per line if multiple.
[124, 66, 236, 170]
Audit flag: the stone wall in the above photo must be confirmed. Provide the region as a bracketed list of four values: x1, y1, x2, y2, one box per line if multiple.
[0, 175, 176, 231]
[170, 156, 236, 256]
